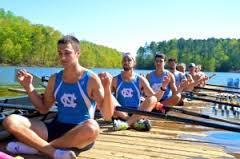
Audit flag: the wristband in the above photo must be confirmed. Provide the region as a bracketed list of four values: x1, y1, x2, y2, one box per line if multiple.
[160, 87, 166, 91]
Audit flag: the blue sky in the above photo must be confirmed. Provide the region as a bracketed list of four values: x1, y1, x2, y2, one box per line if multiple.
[1, 0, 240, 54]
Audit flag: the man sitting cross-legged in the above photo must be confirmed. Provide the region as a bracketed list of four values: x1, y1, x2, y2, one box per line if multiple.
[111, 52, 170, 131]
[3, 35, 115, 159]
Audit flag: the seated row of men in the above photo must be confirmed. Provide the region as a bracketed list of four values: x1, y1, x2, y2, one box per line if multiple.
[2, 36, 209, 159]
[110, 52, 209, 131]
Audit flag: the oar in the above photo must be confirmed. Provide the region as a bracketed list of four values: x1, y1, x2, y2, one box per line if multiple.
[0, 103, 57, 113]
[41, 76, 50, 82]
[191, 92, 240, 104]
[164, 105, 240, 126]
[208, 73, 216, 79]
[116, 107, 240, 133]
[7, 88, 27, 94]
[195, 86, 240, 94]
[206, 83, 240, 90]
[190, 91, 220, 98]
[8, 88, 45, 94]
[31, 74, 47, 88]
[188, 92, 234, 101]
[182, 93, 240, 108]
[15, 69, 47, 88]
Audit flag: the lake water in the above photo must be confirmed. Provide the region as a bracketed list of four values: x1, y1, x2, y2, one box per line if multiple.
[0, 66, 239, 86]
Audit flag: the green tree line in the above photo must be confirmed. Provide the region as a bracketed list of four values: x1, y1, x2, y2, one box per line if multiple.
[0, 9, 122, 68]
[136, 38, 240, 72]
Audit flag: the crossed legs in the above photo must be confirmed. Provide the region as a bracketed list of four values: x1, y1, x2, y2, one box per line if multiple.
[113, 96, 157, 126]
[3, 114, 99, 158]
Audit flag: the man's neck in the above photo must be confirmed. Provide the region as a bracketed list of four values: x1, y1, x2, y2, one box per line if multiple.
[169, 68, 176, 73]
[155, 68, 164, 76]
[189, 70, 197, 76]
[122, 69, 134, 81]
[63, 63, 84, 82]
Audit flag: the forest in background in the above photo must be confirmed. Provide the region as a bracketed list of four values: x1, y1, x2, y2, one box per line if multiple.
[136, 38, 240, 72]
[1, 8, 240, 71]
[0, 9, 122, 68]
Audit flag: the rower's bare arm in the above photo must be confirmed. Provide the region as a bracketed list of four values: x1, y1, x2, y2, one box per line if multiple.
[16, 70, 55, 113]
[111, 76, 118, 93]
[41, 75, 56, 113]
[155, 75, 170, 101]
[169, 73, 177, 94]
[140, 76, 155, 97]
[146, 73, 150, 81]
[31, 75, 55, 114]
[177, 79, 188, 93]
[90, 73, 114, 121]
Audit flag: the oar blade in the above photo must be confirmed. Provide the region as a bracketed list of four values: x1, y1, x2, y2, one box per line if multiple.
[116, 107, 240, 133]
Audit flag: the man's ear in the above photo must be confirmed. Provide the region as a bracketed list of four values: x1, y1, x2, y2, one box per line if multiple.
[76, 51, 80, 56]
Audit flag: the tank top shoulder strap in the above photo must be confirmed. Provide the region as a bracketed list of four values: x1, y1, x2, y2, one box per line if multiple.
[116, 73, 123, 86]
[134, 74, 141, 88]
[54, 70, 63, 91]
[149, 71, 155, 79]
[77, 69, 95, 105]
[78, 69, 94, 95]
[164, 70, 169, 76]
[81, 69, 94, 82]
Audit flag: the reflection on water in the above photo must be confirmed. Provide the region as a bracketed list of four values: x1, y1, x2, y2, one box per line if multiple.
[179, 131, 240, 154]
[183, 102, 240, 124]
[179, 103, 240, 154]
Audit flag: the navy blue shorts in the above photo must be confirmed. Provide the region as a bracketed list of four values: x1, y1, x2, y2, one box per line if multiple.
[45, 119, 77, 142]
[45, 120, 94, 151]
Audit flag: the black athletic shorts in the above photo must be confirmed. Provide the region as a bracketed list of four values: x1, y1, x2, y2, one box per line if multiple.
[45, 119, 94, 152]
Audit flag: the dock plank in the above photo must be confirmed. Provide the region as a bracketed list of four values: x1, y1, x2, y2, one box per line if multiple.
[0, 119, 236, 159]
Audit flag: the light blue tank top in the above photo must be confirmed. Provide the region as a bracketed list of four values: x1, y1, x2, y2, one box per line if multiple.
[115, 73, 141, 109]
[173, 70, 186, 87]
[148, 70, 172, 100]
[54, 70, 96, 124]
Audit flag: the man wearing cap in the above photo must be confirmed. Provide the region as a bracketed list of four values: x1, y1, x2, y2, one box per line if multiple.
[111, 52, 170, 131]
[195, 64, 209, 87]
[146, 53, 181, 106]
[188, 63, 208, 88]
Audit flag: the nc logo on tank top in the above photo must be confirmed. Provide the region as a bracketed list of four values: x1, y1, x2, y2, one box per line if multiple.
[152, 83, 162, 93]
[60, 93, 77, 108]
[121, 88, 133, 97]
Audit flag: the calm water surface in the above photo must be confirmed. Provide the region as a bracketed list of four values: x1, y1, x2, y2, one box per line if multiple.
[1, 66, 239, 85]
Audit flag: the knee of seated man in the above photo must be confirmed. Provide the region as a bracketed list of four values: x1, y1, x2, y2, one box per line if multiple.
[145, 96, 157, 105]
[83, 119, 100, 139]
[172, 93, 181, 104]
[3, 114, 23, 132]
[176, 93, 181, 101]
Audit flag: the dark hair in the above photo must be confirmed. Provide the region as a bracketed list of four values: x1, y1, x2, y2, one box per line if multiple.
[57, 35, 80, 52]
[155, 52, 166, 60]
[168, 57, 177, 63]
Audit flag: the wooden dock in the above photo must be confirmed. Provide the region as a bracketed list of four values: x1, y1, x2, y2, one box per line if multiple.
[0, 97, 239, 159]
[0, 117, 238, 159]
[79, 118, 237, 159]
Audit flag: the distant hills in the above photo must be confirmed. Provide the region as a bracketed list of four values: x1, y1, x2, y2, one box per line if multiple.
[1, 8, 240, 71]
[136, 38, 240, 72]
[0, 8, 122, 68]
